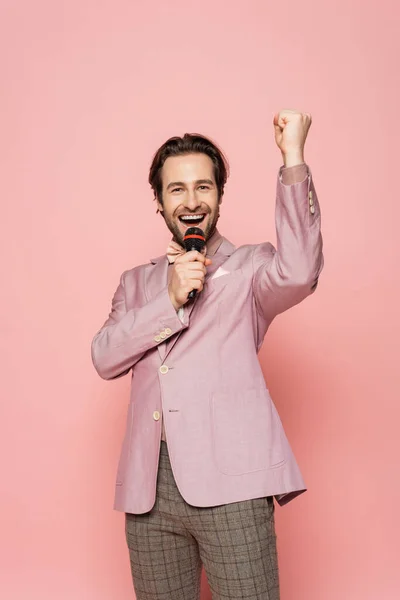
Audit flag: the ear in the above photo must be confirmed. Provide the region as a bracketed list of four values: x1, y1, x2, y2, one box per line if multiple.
[155, 195, 164, 213]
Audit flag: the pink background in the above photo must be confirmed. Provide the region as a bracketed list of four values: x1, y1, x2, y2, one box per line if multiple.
[1, 1, 399, 599]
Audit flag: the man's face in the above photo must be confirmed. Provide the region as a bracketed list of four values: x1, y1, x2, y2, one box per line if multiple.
[156, 153, 221, 246]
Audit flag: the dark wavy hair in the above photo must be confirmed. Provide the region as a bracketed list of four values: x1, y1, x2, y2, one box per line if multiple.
[148, 133, 229, 205]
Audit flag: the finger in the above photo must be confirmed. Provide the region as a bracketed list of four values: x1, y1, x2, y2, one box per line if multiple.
[181, 279, 203, 296]
[275, 109, 296, 122]
[185, 267, 206, 280]
[188, 264, 207, 275]
[176, 264, 206, 285]
[180, 260, 207, 272]
[176, 250, 206, 263]
[274, 114, 288, 130]
[188, 278, 204, 291]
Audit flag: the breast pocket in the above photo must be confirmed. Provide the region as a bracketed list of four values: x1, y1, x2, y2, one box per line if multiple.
[210, 389, 286, 475]
[202, 268, 244, 299]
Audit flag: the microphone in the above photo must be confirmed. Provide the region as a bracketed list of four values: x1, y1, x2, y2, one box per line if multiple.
[183, 227, 206, 300]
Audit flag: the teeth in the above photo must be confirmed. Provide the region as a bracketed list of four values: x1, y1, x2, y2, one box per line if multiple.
[180, 215, 205, 221]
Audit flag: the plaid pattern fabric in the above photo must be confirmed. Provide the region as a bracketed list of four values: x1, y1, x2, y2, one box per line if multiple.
[125, 442, 280, 600]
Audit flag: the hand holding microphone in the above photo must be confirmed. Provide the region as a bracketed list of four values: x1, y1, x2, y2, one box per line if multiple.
[168, 228, 211, 310]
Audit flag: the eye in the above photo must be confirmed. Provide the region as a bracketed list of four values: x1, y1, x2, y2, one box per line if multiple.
[198, 185, 210, 191]
[171, 187, 183, 193]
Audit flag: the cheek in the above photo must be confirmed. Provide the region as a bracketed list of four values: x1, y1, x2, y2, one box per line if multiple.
[206, 193, 220, 212]
[160, 199, 179, 219]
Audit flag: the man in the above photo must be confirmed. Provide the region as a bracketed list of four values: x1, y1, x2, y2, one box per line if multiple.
[91, 109, 323, 600]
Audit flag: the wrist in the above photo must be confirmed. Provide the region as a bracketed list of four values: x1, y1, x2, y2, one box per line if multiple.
[168, 288, 182, 311]
[282, 151, 304, 168]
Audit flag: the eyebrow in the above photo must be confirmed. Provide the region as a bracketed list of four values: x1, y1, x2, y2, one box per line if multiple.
[166, 179, 215, 191]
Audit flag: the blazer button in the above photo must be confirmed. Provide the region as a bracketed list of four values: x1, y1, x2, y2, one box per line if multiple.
[165, 328, 172, 335]
[159, 331, 167, 339]
[154, 335, 161, 342]
[153, 410, 160, 421]
[310, 205, 315, 215]
[159, 365, 169, 374]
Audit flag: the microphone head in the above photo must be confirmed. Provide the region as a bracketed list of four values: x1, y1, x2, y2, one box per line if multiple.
[183, 227, 206, 253]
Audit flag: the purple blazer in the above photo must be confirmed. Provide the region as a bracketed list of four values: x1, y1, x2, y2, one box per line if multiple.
[91, 166, 323, 514]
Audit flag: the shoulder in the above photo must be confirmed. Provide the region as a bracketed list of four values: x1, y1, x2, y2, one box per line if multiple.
[231, 242, 276, 272]
[119, 260, 155, 286]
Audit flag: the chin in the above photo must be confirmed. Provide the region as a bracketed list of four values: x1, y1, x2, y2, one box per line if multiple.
[178, 219, 208, 238]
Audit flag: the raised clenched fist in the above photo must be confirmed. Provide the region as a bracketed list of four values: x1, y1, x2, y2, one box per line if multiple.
[273, 109, 312, 167]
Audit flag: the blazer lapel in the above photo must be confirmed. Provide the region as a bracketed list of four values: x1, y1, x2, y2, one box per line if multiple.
[146, 254, 169, 363]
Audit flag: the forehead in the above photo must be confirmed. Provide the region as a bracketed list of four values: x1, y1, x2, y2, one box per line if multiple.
[161, 153, 215, 186]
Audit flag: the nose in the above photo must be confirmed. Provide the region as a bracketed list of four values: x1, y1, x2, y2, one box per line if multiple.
[184, 189, 202, 211]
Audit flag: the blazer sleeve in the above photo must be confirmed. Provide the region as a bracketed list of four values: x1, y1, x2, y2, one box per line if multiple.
[252, 164, 324, 322]
[91, 270, 188, 380]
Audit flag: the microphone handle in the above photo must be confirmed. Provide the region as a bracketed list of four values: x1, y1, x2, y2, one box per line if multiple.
[187, 243, 204, 300]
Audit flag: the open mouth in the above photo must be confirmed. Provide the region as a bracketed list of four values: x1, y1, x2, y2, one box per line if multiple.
[178, 214, 206, 227]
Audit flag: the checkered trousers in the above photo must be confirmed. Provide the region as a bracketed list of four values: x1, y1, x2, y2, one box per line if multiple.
[125, 442, 280, 600]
